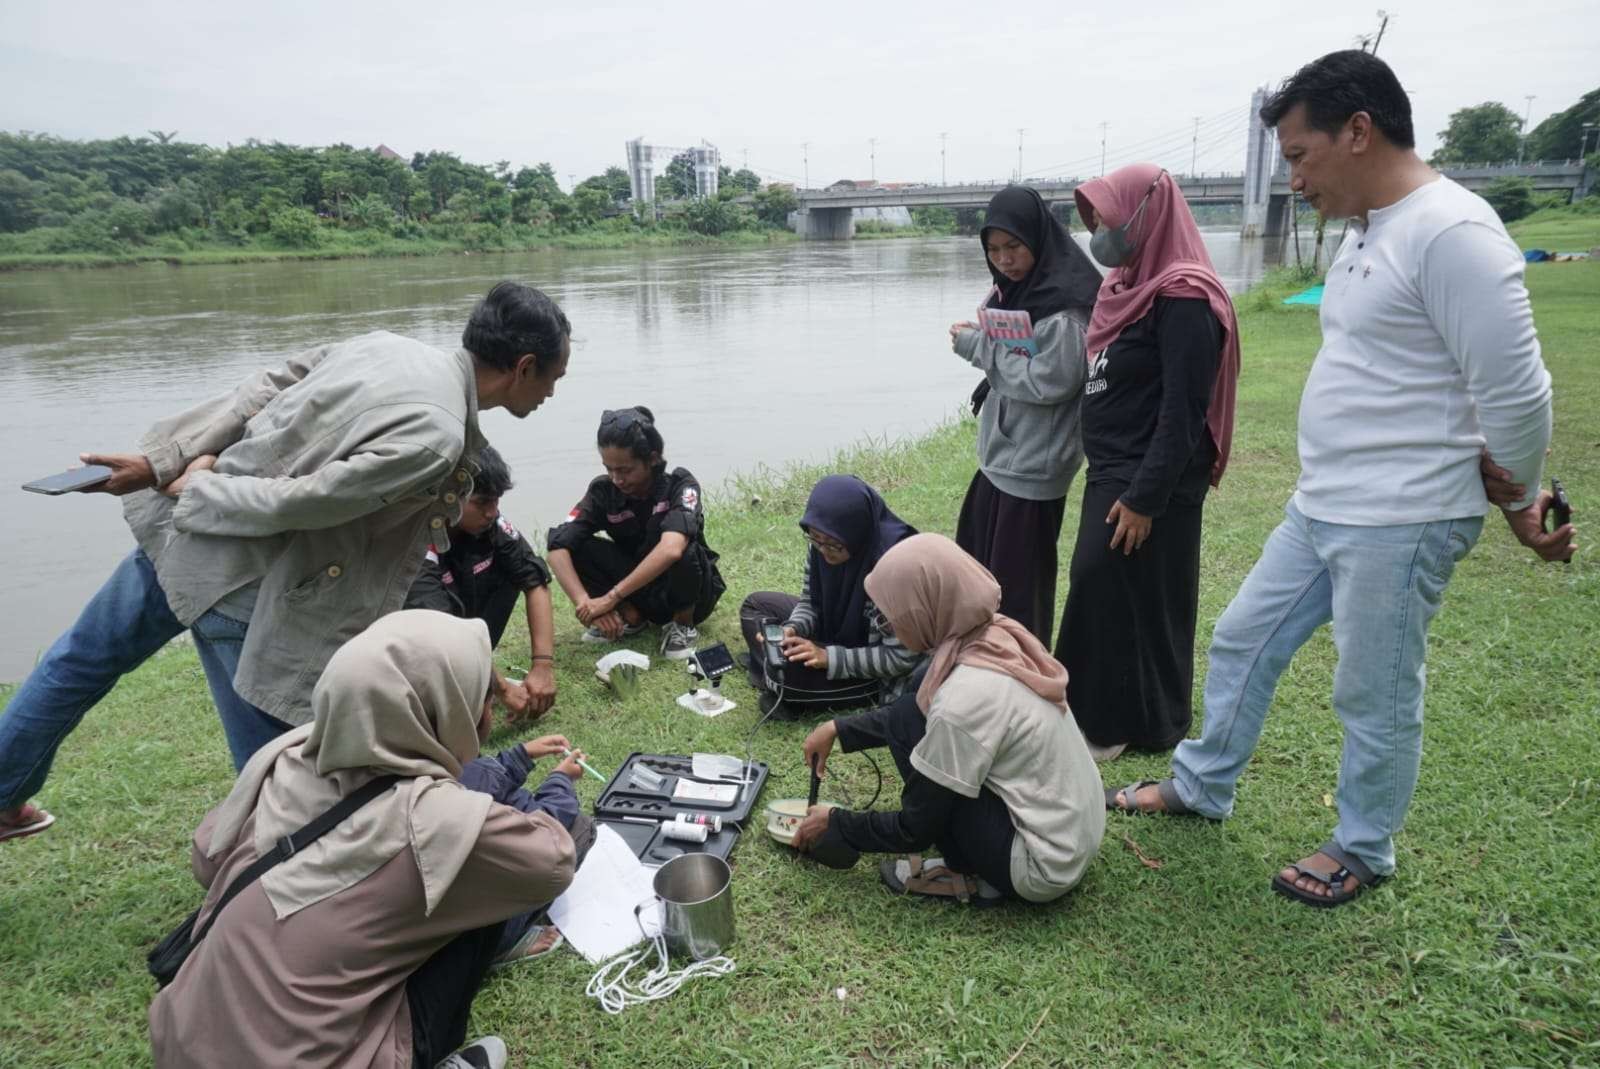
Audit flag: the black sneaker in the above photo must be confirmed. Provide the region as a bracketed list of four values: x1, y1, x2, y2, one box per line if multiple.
[660, 622, 698, 660]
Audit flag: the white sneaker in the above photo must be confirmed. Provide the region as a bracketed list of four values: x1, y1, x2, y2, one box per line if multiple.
[660, 621, 698, 660]
[436, 1036, 507, 1069]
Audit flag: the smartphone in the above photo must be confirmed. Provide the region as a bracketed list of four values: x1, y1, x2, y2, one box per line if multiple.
[22, 465, 113, 496]
[761, 623, 787, 671]
[1547, 477, 1572, 531]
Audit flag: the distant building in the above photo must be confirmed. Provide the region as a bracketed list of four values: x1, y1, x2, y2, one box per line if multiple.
[373, 144, 404, 161]
[626, 138, 720, 203]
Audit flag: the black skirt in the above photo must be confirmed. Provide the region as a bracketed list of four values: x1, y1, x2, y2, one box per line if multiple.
[1054, 480, 1204, 751]
[954, 470, 1066, 647]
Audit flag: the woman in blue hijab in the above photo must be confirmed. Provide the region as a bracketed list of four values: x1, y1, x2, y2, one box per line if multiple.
[738, 475, 922, 719]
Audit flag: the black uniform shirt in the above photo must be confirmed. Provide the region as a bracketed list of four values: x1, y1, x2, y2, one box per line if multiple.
[406, 515, 550, 619]
[546, 466, 714, 561]
[1081, 295, 1221, 516]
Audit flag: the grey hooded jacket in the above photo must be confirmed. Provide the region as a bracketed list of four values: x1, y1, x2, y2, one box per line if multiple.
[954, 309, 1089, 501]
[123, 330, 485, 726]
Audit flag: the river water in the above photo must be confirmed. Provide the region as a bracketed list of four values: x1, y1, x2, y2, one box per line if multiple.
[0, 231, 1288, 680]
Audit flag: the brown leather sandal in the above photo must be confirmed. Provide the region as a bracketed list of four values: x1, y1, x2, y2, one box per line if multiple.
[878, 854, 988, 904]
[0, 802, 55, 844]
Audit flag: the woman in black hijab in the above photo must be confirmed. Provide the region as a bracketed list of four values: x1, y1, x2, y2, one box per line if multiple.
[738, 475, 922, 719]
[948, 186, 1101, 644]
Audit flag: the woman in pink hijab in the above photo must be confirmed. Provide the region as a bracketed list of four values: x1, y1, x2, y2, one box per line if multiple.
[1054, 164, 1240, 761]
[791, 534, 1104, 906]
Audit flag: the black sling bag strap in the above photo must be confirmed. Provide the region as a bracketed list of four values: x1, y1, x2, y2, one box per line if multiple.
[148, 773, 402, 987]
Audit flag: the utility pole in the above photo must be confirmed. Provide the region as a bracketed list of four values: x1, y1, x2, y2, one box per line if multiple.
[1369, 9, 1395, 54]
[567, 173, 576, 194]
[742, 147, 749, 170]
[869, 137, 877, 184]
[801, 142, 810, 190]
[1191, 116, 1201, 175]
[940, 132, 948, 186]
[1099, 122, 1109, 176]
[1519, 95, 1536, 163]
[1016, 128, 1025, 182]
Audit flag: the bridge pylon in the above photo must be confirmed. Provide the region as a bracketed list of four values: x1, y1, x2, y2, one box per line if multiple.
[1241, 87, 1290, 240]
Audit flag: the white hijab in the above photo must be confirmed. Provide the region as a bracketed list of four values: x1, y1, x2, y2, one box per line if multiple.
[207, 610, 495, 918]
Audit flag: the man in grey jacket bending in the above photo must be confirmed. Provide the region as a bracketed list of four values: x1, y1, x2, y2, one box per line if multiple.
[0, 282, 572, 845]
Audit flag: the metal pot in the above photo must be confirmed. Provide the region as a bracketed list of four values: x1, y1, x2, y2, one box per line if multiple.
[650, 853, 735, 960]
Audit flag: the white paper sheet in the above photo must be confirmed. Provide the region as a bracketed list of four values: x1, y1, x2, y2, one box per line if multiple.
[671, 779, 738, 804]
[548, 825, 661, 963]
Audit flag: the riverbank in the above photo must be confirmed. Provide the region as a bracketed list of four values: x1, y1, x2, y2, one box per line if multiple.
[1, 263, 1595, 1067]
[0, 224, 794, 271]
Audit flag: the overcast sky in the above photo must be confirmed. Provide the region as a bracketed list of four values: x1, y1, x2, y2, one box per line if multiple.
[4, 0, 1596, 189]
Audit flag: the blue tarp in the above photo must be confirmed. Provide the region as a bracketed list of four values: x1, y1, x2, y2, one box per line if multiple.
[1283, 284, 1324, 306]
[1525, 249, 1551, 262]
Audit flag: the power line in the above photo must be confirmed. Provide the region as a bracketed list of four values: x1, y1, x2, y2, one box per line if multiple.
[1021, 106, 1242, 179]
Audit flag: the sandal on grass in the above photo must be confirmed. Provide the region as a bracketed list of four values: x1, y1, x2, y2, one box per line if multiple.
[489, 924, 564, 970]
[1104, 778, 1197, 816]
[0, 803, 55, 844]
[1270, 846, 1384, 909]
[878, 855, 1003, 908]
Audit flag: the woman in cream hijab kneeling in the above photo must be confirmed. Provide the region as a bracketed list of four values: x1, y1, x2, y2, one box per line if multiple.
[150, 610, 578, 1069]
[793, 534, 1105, 905]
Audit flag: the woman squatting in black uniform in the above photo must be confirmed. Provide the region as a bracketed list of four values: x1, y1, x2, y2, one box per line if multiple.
[545, 406, 725, 660]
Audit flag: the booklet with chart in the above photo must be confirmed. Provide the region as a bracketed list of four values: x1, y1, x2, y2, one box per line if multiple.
[977, 285, 1037, 358]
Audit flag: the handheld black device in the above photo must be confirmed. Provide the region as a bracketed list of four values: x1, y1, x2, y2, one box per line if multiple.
[1548, 477, 1572, 531]
[22, 465, 113, 496]
[761, 622, 787, 675]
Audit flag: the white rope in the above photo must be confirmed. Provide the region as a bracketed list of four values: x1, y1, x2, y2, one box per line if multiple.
[584, 930, 735, 1014]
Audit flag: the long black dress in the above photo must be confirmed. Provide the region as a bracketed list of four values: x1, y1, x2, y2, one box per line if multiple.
[1055, 296, 1220, 751]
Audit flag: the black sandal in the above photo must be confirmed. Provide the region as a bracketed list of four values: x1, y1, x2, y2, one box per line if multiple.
[1270, 846, 1384, 909]
[1104, 778, 1198, 816]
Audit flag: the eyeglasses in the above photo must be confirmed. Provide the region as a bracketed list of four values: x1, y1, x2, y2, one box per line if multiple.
[805, 532, 847, 554]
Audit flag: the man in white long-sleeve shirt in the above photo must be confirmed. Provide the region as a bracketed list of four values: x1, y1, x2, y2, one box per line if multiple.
[1106, 50, 1575, 908]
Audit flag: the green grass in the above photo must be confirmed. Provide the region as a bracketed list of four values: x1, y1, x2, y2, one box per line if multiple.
[1508, 202, 1600, 251]
[2, 265, 1598, 1068]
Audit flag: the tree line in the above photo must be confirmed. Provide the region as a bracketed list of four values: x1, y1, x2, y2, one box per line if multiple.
[1430, 87, 1599, 223]
[0, 133, 802, 256]
[1431, 88, 1599, 166]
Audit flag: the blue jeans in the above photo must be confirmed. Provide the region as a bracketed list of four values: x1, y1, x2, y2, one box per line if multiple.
[0, 550, 288, 810]
[189, 609, 295, 770]
[1170, 500, 1482, 875]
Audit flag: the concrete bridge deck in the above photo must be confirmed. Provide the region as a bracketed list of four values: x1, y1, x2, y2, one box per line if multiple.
[789, 160, 1590, 239]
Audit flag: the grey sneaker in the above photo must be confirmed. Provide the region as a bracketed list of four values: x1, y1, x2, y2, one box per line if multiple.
[660, 621, 699, 660]
[579, 619, 648, 644]
[436, 1036, 507, 1069]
